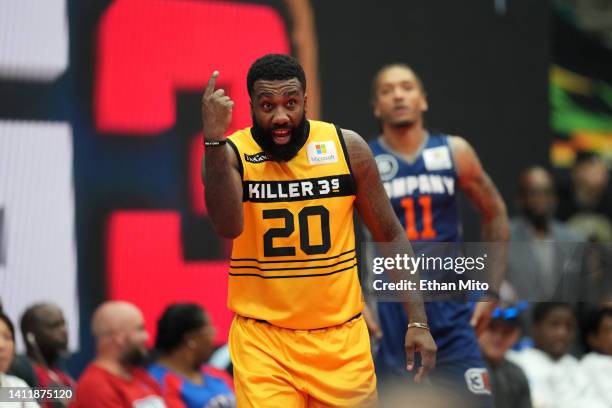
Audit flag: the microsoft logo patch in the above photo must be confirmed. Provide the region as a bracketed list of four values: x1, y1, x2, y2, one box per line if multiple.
[307, 141, 338, 165]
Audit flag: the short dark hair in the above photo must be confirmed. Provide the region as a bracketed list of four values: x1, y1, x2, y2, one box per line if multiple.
[154, 303, 207, 354]
[0, 312, 15, 343]
[532, 302, 573, 324]
[371, 63, 426, 105]
[574, 151, 601, 167]
[585, 307, 612, 338]
[20, 303, 47, 344]
[247, 54, 306, 97]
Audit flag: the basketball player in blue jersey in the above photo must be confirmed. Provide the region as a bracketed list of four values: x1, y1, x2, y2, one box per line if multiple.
[368, 64, 509, 406]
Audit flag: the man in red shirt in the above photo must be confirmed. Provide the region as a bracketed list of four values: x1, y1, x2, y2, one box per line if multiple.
[73, 301, 171, 408]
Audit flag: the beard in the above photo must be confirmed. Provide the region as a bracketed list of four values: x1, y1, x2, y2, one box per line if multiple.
[251, 113, 309, 162]
[120, 344, 148, 367]
[522, 207, 550, 231]
[40, 344, 69, 365]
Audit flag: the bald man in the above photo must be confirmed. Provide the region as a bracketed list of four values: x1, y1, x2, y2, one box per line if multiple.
[72, 301, 171, 408]
[505, 166, 585, 301]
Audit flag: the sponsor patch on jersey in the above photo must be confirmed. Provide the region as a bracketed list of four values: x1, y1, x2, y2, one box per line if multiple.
[307, 141, 338, 165]
[375, 154, 399, 181]
[464, 367, 492, 395]
[244, 175, 353, 202]
[423, 146, 452, 171]
[244, 152, 271, 164]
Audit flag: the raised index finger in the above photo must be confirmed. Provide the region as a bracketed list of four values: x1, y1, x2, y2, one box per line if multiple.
[204, 70, 219, 97]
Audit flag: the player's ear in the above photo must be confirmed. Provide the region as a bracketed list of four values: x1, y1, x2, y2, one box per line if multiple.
[371, 92, 381, 118]
[183, 331, 196, 348]
[113, 331, 125, 347]
[373, 102, 381, 119]
[421, 94, 429, 113]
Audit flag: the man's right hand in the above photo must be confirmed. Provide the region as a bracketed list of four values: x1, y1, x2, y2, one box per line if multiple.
[405, 326, 437, 384]
[202, 70, 234, 141]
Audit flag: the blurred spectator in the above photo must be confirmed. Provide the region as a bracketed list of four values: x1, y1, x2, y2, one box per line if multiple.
[149, 304, 235, 408]
[477, 304, 532, 408]
[7, 303, 74, 407]
[0, 312, 40, 408]
[72, 301, 171, 408]
[507, 302, 604, 408]
[207, 344, 232, 377]
[557, 152, 612, 222]
[567, 216, 612, 304]
[567, 213, 612, 242]
[580, 307, 612, 407]
[381, 384, 470, 408]
[505, 167, 585, 302]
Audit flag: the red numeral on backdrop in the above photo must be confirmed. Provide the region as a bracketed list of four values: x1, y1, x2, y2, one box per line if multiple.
[400, 195, 437, 240]
[95, 0, 290, 134]
[98, 1, 292, 337]
[107, 211, 233, 344]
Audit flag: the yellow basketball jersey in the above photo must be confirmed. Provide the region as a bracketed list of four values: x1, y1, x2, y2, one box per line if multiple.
[225, 120, 363, 329]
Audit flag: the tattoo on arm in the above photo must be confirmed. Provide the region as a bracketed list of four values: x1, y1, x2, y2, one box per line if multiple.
[450, 136, 509, 241]
[450, 136, 509, 290]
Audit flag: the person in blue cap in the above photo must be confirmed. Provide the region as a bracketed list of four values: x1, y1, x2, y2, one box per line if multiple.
[477, 303, 532, 408]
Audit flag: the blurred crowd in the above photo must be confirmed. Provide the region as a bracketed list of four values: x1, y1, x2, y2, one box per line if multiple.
[0, 152, 611, 408]
[1, 299, 611, 408]
[504, 153, 612, 304]
[0, 301, 234, 408]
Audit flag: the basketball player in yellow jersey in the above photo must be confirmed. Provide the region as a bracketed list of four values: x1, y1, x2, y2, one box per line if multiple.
[201, 54, 436, 407]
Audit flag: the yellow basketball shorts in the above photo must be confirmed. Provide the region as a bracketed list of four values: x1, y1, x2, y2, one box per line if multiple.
[229, 314, 377, 407]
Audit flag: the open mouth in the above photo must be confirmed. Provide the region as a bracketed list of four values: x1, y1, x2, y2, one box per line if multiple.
[272, 129, 292, 145]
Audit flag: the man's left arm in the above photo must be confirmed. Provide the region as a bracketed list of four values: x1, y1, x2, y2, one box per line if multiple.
[343, 128, 437, 383]
[449, 136, 509, 334]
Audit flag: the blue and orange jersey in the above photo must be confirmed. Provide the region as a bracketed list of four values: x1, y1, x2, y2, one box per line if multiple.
[148, 364, 235, 408]
[369, 133, 461, 243]
[369, 133, 483, 370]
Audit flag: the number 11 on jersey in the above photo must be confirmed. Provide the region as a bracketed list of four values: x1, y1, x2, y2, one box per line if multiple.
[400, 195, 437, 240]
